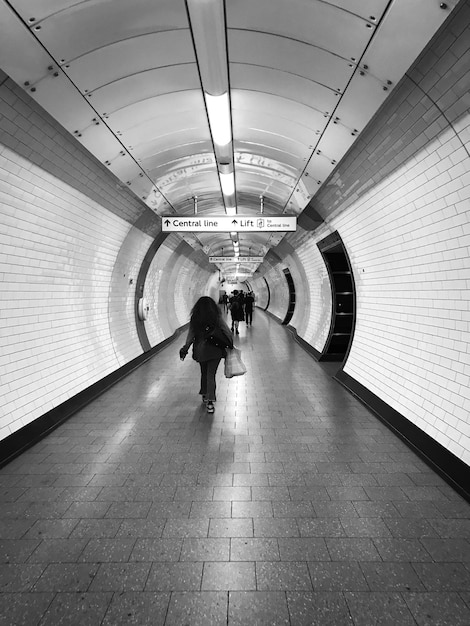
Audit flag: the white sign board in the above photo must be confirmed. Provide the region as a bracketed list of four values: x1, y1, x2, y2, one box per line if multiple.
[225, 275, 252, 282]
[209, 256, 264, 263]
[161, 216, 296, 232]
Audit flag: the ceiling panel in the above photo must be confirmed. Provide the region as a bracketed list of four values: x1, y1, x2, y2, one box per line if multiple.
[226, 0, 374, 59]
[18, 0, 188, 60]
[229, 30, 353, 89]
[65, 31, 195, 89]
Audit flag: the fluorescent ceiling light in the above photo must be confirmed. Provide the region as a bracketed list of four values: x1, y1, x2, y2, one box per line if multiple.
[186, 0, 228, 96]
[220, 171, 235, 196]
[226, 206, 237, 216]
[205, 93, 232, 147]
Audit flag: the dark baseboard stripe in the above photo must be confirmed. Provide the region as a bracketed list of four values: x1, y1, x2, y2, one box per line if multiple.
[0, 325, 188, 468]
[335, 369, 470, 503]
[286, 324, 323, 360]
[264, 309, 283, 324]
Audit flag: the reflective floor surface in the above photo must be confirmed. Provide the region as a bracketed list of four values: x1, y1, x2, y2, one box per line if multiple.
[0, 311, 469, 625]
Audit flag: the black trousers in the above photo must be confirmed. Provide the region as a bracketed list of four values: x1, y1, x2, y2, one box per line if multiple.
[199, 357, 222, 401]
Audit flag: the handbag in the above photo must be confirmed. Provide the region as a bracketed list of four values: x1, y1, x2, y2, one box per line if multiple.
[204, 325, 232, 350]
[224, 347, 247, 378]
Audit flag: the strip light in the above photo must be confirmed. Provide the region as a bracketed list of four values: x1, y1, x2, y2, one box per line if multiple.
[205, 93, 232, 147]
[220, 171, 235, 197]
[186, 0, 236, 215]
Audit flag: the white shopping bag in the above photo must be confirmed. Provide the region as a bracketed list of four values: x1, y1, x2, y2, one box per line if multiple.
[224, 347, 247, 378]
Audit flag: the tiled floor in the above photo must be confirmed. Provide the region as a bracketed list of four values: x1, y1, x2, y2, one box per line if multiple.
[1, 311, 469, 625]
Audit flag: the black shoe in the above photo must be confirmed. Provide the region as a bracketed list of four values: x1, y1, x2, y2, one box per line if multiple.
[206, 401, 215, 413]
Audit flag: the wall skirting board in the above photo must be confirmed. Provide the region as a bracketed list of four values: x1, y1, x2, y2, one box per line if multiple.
[0, 325, 188, 469]
[335, 369, 470, 503]
[286, 324, 323, 361]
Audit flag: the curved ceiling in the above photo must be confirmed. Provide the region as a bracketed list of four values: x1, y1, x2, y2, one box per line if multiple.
[0, 0, 458, 279]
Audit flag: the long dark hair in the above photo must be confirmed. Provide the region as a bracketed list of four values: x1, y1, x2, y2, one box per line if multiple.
[190, 296, 221, 332]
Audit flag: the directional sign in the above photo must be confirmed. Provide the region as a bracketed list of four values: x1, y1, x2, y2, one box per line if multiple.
[161, 216, 296, 232]
[209, 256, 264, 263]
[225, 275, 252, 282]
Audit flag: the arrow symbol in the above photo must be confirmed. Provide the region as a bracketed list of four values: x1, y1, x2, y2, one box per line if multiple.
[232, 219, 238, 225]
[164, 219, 170, 226]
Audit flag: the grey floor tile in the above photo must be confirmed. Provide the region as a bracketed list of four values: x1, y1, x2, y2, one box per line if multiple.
[27, 538, 88, 563]
[419, 537, 470, 562]
[231, 538, 280, 562]
[0, 520, 39, 540]
[202, 561, 256, 590]
[313, 502, 359, 518]
[340, 518, 392, 538]
[412, 562, 470, 591]
[326, 538, 381, 562]
[0, 592, 54, 626]
[254, 518, 300, 538]
[428, 518, 470, 539]
[0, 539, 41, 563]
[228, 591, 290, 625]
[32, 563, 99, 592]
[308, 561, 369, 591]
[166, 591, 228, 626]
[163, 519, 210, 538]
[209, 518, 253, 538]
[383, 517, 438, 538]
[344, 591, 416, 625]
[434, 501, 470, 519]
[360, 562, 425, 592]
[403, 592, 470, 626]
[130, 538, 182, 562]
[105, 501, 152, 519]
[88, 562, 151, 592]
[146, 562, 203, 591]
[102, 591, 170, 625]
[38, 592, 113, 626]
[180, 537, 230, 561]
[0, 563, 45, 593]
[373, 538, 433, 562]
[232, 501, 273, 518]
[69, 519, 122, 539]
[23, 519, 79, 540]
[78, 537, 135, 563]
[190, 500, 232, 518]
[297, 518, 344, 538]
[278, 537, 329, 562]
[116, 518, 165, 538]
[273, 501, 315, 518]
[256, 561, 312, 591]
[286, 591, 353, 625]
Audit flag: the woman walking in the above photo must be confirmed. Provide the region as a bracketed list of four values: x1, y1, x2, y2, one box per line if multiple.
[179, 296, 233, 413]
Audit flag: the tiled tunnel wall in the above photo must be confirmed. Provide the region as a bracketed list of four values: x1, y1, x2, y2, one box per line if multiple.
[0, 73, 213, 442]
[1, 1, 469, 473]
[256, 2, 470, 466]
